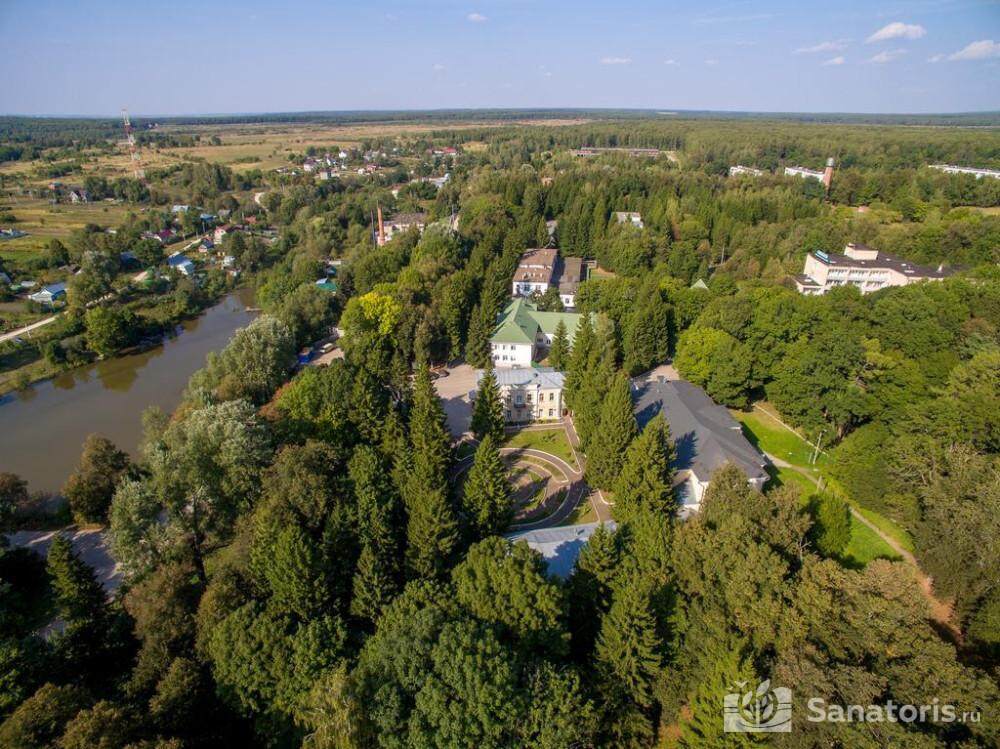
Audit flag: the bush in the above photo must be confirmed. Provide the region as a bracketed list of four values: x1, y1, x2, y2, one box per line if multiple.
[807, 492, 852, 557]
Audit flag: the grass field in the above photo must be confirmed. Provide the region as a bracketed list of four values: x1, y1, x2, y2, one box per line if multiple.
[840, 519, 902, 567]
[503, 427, 578, 469]
[561, 495, 597, 526]
[0, 198, 138, 259]
[734, 404, 904, 566]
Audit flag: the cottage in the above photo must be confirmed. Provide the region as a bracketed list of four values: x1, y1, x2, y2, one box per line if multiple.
[314, 277, 338, 293]
[68, 189, 89, 204]
[28, 282, 67, 306]
[213, 225, 232, 244]
[633, 377, 769, 516]
[476, 367, 566, 423]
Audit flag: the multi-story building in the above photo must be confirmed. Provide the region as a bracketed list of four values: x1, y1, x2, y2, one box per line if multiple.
[490, 298, 583, 368]
[929, 164, 1000, 180]
[511, 248, 587, 308]
[794, 242, 954, 295]
[729, 165, 764, 177]
[512, 248, 557, 297]
[476, 367, 565, 423]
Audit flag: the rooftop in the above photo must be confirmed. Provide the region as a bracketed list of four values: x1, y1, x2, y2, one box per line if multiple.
[491, 298, 584, 346]
[513, 248, 557, 285]
[389, 212, 428, 226]
[633, 377, 768, 484]
[810, 246, 953, 278]
[478, 366, 565, 390]
[506, 521, 617, 578]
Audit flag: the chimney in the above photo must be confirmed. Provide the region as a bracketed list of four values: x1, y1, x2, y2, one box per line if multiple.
[376, 203, 385, 246]
[823, 157, 835, 191]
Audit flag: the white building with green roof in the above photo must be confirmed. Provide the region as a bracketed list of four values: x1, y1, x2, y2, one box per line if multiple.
[490, 298, 583, 368]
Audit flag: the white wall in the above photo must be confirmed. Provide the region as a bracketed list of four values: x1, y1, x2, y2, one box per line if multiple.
[491, 342, 533, 368]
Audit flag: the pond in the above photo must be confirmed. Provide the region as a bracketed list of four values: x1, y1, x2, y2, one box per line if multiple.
[0, 289, 257, 494]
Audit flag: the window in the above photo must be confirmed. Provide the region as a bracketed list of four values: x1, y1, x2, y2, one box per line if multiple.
[548, 409, 554, 417]
[548, 392, 554, 401]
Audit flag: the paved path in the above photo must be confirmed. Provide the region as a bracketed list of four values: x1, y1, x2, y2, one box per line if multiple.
[0, 314, 59, 344]
[453, 421, 611, 531]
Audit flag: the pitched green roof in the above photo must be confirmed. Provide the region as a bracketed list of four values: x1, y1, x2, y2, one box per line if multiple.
[490, 298, 583, 346]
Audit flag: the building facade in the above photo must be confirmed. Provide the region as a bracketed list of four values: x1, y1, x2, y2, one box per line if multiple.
[490, 298, 583, 368]
[477, 367, 565, 423]
[794, 242, 953, 295]
[929, 164, 1000, 180]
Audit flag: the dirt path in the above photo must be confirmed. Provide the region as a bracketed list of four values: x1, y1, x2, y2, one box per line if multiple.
[0, 313, 59, 343]
[767, 452, 959, 640]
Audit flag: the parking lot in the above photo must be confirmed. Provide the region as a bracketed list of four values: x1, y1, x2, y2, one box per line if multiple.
[433, 362, 479, 437]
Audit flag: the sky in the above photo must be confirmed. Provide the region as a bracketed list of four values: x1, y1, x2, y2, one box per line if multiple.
[1, 0, 998, 115]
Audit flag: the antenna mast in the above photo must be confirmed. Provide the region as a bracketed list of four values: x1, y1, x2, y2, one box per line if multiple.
[121, 108, 145, 180]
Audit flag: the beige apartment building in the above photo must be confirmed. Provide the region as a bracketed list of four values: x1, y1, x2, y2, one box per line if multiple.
[794, 242, 953, 295]
[476, 367, 565, 423]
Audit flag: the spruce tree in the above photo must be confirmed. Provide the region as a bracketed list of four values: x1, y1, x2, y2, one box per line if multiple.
[409, 366, 452, 493]
[563, 314, 595, 408]
[465, 304, 493, 368]
[613, 413, 676, 521]
[678, 641, 759, 748]
[351, 543, 396, 624]
[594, 580, 662, 709]
[586, 371, 638, 491]
[549, 320, 569, 370]
[404, 481, 459, 580]
[461, 435, 511, 538]
[48, 535, 107, 626]
[471, 365, 505, 445]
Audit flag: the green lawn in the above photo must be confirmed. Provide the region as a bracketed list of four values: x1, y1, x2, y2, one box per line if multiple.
[730, 408, 828, 471]
[840, 518, 902, 568]
[560, 495, 597, 526]
[852, 504, 915, 554]
[503, 428, 578, 469]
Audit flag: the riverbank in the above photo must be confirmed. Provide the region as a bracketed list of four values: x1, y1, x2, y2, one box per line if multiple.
[0, 280, 250, 397]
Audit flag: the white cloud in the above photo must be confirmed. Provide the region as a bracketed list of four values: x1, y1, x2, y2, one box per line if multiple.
[663, 59, 678, 65]
[868, 49, 905, 63]
[467, 12, 488, 23]
[928, 53, 945, 63]
[432, 63, 446, 72]
[948, 39, 1000, 61]
[823, 56, 846, 66]
[705, 58, 719, 65]
[795, 39, 849, 54]
[600, 56, 632, 65]
[867, 22, 926, 43]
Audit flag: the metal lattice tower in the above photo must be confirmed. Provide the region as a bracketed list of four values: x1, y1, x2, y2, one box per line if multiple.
[121, 108, 145, 180]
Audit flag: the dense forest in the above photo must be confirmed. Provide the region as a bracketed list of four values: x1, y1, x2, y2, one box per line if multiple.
[1, 115, 999, 747]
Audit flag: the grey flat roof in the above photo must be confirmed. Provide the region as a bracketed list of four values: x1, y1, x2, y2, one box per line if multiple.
[506, 521, 617, 578]
[478, 367, 565, 389]
[633, 378, 768, 483]
[811, 249, 952, 278]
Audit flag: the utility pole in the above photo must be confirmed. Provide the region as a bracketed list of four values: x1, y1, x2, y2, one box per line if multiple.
[810, 429, 825, 465]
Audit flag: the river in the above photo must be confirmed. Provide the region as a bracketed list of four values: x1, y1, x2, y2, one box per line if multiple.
[0, 289, 258, 494]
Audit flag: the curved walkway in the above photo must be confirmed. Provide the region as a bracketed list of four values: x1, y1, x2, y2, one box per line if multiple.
[0, 314, 59, 344]
[453, 422, 611, 531]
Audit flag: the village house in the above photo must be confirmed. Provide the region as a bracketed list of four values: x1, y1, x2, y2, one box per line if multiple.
[167, 252, 195, 276]
[476, 367, 566, 423]
[615, 211, 644, 229]
[28, 282, 67, 307]
[213, 224, 232, 244]
[68, 189, 89, 203]
[633, 376, 769, 517]
[490, 298, 583, 368]
[794, 242, 954, 295]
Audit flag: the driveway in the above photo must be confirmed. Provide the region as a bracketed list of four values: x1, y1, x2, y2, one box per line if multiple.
[433, 362, 478, 437]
